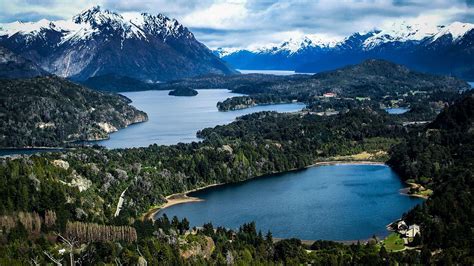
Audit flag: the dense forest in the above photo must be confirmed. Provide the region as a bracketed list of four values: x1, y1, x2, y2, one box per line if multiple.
[387, 92, 474, 264]
[0, 90, 472, 264]
[81, 74, 163, 92]
[0, 76, 148, 147]
[214, 60, 468, 120]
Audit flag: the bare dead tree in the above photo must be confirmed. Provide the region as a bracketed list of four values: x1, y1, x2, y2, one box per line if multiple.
[29, 256, 40, 266]
[57, 233, 78, 266]
[115, 258, 123, 266]
[136, 246, 147, 266]
[43, 251, 62, 266]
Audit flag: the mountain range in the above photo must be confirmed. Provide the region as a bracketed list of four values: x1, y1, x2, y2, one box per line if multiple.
[0, 6, 236, 82]
[217, 21, 474, 80]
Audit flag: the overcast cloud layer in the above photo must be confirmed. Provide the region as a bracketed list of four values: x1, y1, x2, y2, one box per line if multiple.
[1, 0, 473, 49]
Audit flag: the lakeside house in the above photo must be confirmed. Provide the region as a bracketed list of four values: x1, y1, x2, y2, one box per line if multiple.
[394, 220, 421, 245]
[406, 224, 420, 238]
[323, 92, 336, 98]
[397, 221, 408, 235]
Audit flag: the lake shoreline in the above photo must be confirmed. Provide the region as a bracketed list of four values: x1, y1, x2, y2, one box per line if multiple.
[143, 183, 222, 220]
[143, 159, 423, 242]
[273, 237, 373, 246]
[144, 160, 386, 220]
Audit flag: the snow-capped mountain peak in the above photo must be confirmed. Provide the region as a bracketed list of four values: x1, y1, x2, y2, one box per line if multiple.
[214, 47, 242, 57]
[0, 6, 194, 46]
[430, 21, 474, 42]
[72, 5, 122, 25]
[363, 21, 442, 48]
[0, 19, 56, 37]
[0, 5, 235, 81]
[253, 35, 341, 55]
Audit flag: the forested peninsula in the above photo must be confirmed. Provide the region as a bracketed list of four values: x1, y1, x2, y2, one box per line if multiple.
[0, 76, 148, 147]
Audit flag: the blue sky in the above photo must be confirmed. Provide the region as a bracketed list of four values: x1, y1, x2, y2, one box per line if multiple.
[1, 0, 473, 48]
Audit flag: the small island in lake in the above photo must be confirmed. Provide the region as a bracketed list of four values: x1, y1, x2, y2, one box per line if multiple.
[169, 87, 198, 96]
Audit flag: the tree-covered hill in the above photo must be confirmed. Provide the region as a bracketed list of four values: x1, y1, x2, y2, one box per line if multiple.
[80, 74, 162, 92]
[0, 76, 148, 147]
[215, 60, 469, 111]
[388, 91, 474, 263]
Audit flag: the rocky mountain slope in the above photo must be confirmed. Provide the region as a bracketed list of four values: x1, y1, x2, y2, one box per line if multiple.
[0, 76, 147, 147]
[0, 46, 48, 78]
[218, 21, 474, 80]
[0, 6, 236, 82]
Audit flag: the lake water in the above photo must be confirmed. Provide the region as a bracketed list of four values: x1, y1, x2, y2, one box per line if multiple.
[385, 108, 409, 114]
[97, 90, 305, 148]
[158, 164, 423, 241]
[238, 69, 315, 75]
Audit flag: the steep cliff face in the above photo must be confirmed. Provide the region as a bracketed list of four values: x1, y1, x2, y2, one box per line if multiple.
[0, 6, 237, 82]
[0, 76, 148, 147]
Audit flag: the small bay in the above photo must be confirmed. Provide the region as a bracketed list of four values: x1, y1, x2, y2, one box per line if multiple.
[158, 164, 423, 241]
[385, 108, 409, 114]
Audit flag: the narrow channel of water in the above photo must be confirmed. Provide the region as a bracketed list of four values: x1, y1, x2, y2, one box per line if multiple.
[96, 89, 304, 148]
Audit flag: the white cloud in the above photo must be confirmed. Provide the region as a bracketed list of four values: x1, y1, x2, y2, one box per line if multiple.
[1, 0, 472, 49]
[182, 0, 249, 29]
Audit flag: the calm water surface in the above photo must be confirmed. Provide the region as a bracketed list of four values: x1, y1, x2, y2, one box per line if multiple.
[238, 69, 315, 75]
[385, 108, 409, 114]
[97, 89, 304, 148]
[158, 164, 423, 241]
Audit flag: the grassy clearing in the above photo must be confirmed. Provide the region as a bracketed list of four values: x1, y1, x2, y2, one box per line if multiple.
[330, 151, 388, 161]
[383, 233, 405, 252]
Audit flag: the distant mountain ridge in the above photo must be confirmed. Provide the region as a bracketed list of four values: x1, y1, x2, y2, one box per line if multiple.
[0, 6, 236, 82]
[217, 21, 474, 80]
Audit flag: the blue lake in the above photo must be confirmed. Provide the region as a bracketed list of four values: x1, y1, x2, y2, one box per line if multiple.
[238, 69, 315, 75]
[158, 164, 423, 241]
[385, 108, 409, 114]
[97, 89, 304, 148]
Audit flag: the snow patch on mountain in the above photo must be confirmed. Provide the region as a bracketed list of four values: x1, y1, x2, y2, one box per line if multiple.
[216, 21, 473, 57]
[0, 19, 54, 36]
[363, 21, 442, 49]
[0, 5, 191, 45]
[430, 21, 474, 42]
[214, 47, 243, 57]
[246, 35, 343, 55]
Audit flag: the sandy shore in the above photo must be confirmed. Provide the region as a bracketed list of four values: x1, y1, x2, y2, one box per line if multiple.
[143, 183, 221, 220]
[308, 160, 386, 167]
[399, 187, 429, 199]
[273, 237, 372, 246]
